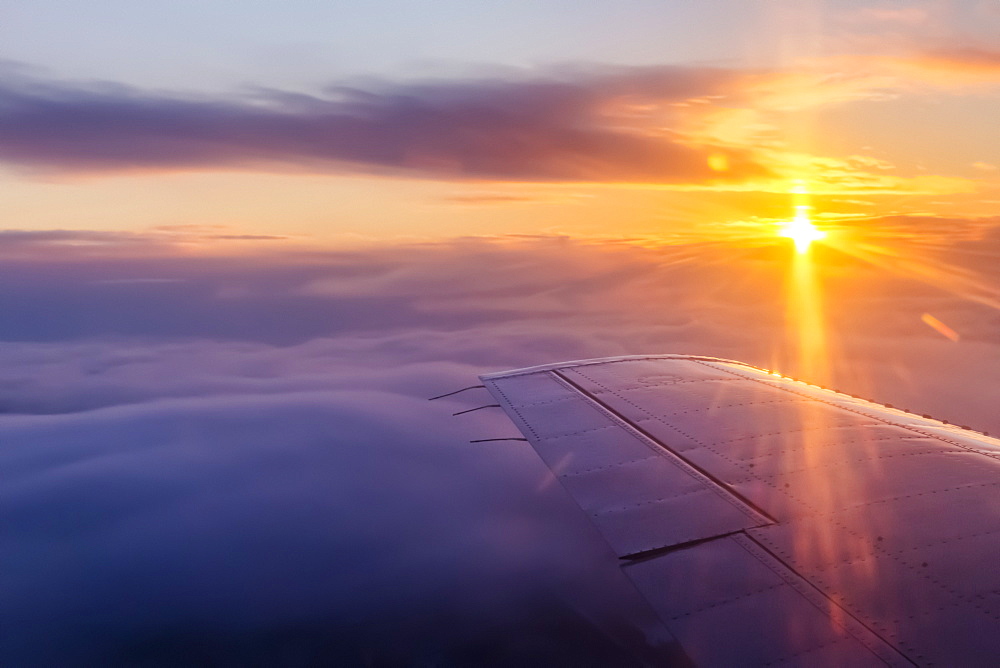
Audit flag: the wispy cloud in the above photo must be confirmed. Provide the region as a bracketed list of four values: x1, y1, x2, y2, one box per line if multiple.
[0, 227, 290, 259]
[846, 6, 931, 26]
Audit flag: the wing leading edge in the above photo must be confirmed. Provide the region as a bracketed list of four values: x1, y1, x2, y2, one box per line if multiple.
[481, 355, 1000, 667]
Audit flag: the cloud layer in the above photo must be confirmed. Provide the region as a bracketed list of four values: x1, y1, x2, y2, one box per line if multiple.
[2, 234, 999, 664]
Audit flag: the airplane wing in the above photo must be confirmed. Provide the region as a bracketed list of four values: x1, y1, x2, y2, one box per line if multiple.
[480, 355, 1000, 667]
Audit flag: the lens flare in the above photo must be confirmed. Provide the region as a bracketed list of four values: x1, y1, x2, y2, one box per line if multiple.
[921, 312, 961, 342]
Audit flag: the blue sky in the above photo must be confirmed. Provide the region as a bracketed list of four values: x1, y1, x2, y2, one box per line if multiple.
[18, 0, 1000, 91]
[1, 1, 767, 89]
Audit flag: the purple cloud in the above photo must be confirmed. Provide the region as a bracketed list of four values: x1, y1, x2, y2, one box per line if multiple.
[1, 387, 677, 664]
[0, 65, 768, 183]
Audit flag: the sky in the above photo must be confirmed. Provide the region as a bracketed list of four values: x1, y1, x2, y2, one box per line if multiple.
[2, 1, 1000, 665]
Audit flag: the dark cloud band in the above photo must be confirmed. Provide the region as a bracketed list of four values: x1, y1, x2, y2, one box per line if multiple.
[0, 66, 767, 183]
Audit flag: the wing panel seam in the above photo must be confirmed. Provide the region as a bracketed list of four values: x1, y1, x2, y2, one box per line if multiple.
[485, 379, 541, 441]
[747, 480, 1000, 519]
[752, 526, 1000, 636]
[560, 455, 661, 477]
[564, 365, 786, 520]
[733, 533, 916, 667]
[760, 520, 1000, 574]
[552, 368, 776, 526]
[591, 485, 729, 516]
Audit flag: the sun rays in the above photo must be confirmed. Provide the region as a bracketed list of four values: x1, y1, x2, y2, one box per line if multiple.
[780, 204, 827, 253]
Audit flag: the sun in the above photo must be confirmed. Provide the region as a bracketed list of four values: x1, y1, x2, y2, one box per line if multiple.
[780, 205, 826, 253]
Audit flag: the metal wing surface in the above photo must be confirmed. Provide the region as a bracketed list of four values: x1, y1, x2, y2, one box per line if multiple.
[481, 355, 1000, 667]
